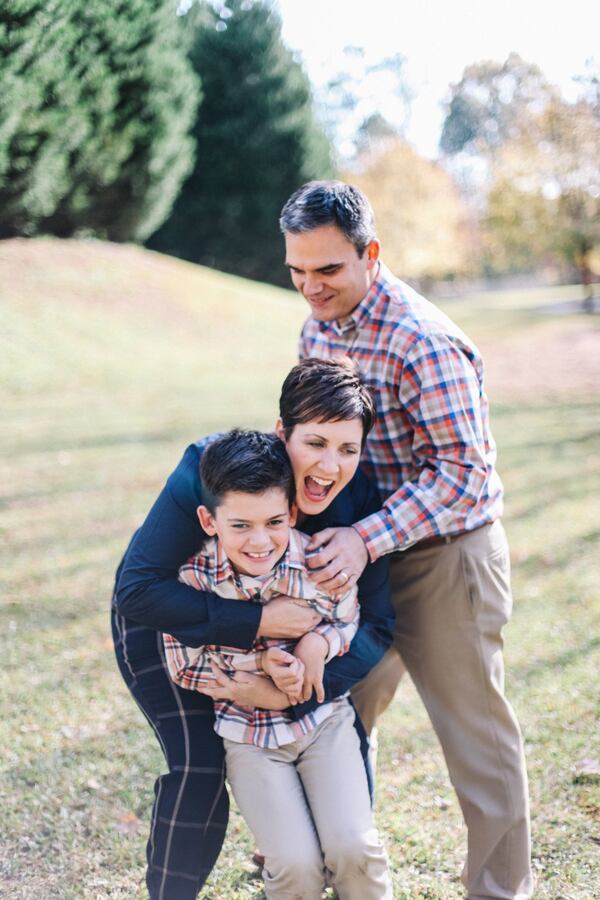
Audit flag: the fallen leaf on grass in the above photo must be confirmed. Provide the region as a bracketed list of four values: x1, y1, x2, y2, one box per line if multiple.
[115, 811, 144, 836]
[573, 758, 600, 784]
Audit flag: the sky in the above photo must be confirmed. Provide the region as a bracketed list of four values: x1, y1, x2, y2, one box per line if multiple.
[276, 0, 600, 158]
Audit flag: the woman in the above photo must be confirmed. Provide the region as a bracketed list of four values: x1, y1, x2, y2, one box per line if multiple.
[112, 357, 394, 900]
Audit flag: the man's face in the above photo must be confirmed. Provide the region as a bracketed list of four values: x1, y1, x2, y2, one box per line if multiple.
[197, 488, 296, 577]
[284, 225, 380, 322]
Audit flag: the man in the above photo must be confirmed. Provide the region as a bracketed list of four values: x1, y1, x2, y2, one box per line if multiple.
[279, 180, 533, 900]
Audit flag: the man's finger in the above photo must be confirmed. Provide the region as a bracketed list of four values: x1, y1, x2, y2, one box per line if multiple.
[305, 527, 335, 552]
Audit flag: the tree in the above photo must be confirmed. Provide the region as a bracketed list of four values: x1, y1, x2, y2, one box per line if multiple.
[440, 53, 556, 159]
[483, 96, 600, 304]
[347, 139, 472, 282]
[148, 0, 333, 286]
[0, 0, 199, 241]
[317, 48, 410, 163]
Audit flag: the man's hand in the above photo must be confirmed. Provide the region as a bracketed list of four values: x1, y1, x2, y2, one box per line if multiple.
[262, 647, 305, 697]
[293, 632, 329, 703]
[305, 526, 369, 593]
[257, 596, 320, 639]
[198, 663, 289, 709]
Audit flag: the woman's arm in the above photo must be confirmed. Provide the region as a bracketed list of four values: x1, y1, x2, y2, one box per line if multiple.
[115, 443, 262, 649]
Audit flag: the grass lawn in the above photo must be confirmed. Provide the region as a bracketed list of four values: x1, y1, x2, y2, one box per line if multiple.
[1, 238, 599, 899]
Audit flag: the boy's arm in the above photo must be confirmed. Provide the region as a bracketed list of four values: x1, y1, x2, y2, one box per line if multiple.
[163, 633, 216, 691]
[308, 586, 359, 660]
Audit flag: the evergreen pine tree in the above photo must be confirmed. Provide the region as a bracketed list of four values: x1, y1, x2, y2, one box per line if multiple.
[0, 0, 199, 241]
[148, 0, 333, 286]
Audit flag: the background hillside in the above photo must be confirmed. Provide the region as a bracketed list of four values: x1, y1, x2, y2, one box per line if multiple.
[1, 238, 599, 898]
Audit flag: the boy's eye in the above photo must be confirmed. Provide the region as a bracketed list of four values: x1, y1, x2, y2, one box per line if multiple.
[268, 518, 285, 527]
[232, 523, 248, 529]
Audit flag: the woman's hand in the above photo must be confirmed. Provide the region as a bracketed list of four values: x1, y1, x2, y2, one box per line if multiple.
[198, 663, 290, 709]
[293, 632, 329, 703]
[305, 526, 369, 593]
[256, 597, 320, 639]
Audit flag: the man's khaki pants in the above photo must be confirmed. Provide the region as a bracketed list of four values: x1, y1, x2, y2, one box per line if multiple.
[352, 521, 533, 900]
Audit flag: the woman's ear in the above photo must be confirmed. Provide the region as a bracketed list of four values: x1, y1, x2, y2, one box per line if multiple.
[197, 505, 217, 535]
[274, 418, 286, 441]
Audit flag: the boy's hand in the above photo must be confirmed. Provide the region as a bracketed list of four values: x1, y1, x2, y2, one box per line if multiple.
[293, 632, 329, 703]
[262, 647, 305, 697]
[199, 663, 289, 710]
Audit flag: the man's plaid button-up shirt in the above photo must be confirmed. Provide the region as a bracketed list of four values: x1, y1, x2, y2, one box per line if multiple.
[300, 263, 504, 561]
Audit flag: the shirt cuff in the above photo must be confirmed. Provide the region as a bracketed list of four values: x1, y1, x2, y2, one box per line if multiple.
[352, 513, 399, 562]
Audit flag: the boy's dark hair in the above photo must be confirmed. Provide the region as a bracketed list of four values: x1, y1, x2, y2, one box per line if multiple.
[279, 180, 377, 257]
[200, 429, 295, 514]
[279, 357, 375, 445]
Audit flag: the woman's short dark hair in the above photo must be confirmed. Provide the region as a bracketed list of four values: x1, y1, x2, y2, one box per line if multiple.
[200, 429, 294, 513]
[279, 180, 377, 257]
[279, 357, 376, 444]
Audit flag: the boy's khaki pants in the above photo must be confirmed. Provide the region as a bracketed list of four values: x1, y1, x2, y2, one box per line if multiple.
[352, 520, 533, 900]
[224, 700, 392, 900]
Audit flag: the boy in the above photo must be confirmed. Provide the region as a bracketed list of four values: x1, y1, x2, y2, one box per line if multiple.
[163, 429, 391, 899]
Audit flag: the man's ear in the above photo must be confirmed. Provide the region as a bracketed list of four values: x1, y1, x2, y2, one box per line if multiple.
[366, 239, 381, 269]
[288, 501, 298, 528]
[274, 418, 286, 442]
[197, 505, 217, 535]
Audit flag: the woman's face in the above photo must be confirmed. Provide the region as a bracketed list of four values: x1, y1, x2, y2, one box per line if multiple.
[276, 417, 364, 516]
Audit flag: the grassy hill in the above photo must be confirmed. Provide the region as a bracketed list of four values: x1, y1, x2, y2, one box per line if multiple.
[1, 238, 599, 898]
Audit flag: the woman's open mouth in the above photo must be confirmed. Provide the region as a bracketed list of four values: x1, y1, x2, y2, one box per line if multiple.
[303, 475, 335, 502]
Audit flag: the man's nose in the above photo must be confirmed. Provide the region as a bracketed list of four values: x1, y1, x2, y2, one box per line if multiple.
[303, 273, 324, 296]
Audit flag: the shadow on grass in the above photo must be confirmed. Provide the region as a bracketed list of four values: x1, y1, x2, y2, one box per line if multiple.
[511, 634, 600, 683]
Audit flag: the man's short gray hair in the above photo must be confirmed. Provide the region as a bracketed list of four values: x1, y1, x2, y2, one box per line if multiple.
[279, 180, 377, 257]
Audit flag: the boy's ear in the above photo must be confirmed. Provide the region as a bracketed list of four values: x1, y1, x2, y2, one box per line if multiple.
[274, 418, 286, 441]
[288, 501, 298, 528]
[197, 505, 217, 535]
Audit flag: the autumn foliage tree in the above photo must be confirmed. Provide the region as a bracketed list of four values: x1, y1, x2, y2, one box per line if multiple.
[347, 139, 472, 283]
[484, 97, 600, 304]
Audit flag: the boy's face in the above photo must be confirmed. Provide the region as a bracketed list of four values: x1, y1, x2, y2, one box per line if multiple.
[197, 488, 296, 577]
